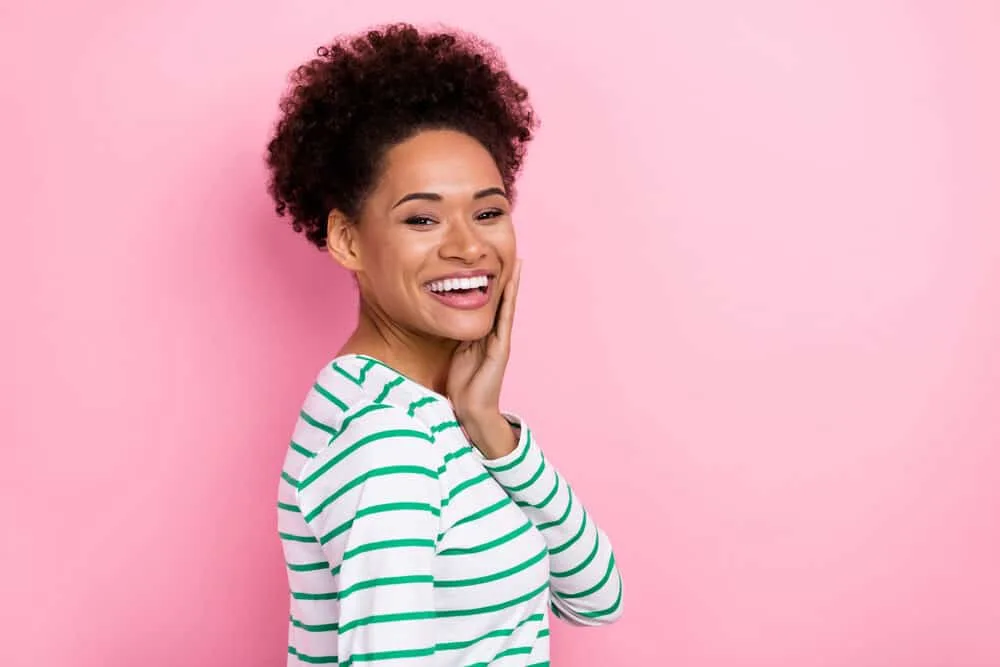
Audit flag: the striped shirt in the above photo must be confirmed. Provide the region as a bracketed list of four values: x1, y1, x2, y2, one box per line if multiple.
[277, 354, 623, 666]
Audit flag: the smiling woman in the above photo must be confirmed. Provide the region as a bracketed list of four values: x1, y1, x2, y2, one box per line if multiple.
[265, 23, 623, 666]
[326, 129, 516, 345]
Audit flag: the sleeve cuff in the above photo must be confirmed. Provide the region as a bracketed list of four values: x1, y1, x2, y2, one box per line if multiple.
[476, 414, 556, 506]
[474, 412, 529, 469]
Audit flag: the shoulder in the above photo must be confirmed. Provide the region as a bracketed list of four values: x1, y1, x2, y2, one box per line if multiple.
[293, 356, 401, 433]
[292, 400, 444, 517]
[314, 354, 450, 432]
[285, 355, 451, 482]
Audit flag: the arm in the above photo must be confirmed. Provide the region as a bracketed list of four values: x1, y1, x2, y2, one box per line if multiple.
[446, 263, 622, 625]
[296, 406, 443, 663]
[472, 413, 624, 626]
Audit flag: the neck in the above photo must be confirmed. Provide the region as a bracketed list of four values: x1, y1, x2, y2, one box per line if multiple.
[338, 299, 457, 395]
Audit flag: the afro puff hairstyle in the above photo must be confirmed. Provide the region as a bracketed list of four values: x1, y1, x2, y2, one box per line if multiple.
[265, 23, 538, 250]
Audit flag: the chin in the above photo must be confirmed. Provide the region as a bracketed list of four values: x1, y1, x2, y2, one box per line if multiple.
[433, 315, 495, 342]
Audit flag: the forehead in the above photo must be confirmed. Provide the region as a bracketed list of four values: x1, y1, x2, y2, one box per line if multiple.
[377, 129, 503, 196]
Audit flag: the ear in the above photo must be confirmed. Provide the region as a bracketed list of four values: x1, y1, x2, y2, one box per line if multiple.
[325, 209, 363, 272]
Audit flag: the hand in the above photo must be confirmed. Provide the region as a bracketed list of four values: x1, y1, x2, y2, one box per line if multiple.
[447, 259, 522, 451]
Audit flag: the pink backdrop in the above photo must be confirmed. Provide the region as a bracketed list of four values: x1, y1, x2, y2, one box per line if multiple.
[3, 1, 999, 665]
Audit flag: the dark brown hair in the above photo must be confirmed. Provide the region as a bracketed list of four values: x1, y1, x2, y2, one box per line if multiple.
[265, 23, 538, 249]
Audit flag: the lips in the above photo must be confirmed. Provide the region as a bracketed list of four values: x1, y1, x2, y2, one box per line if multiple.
[423, 271, 495, 311]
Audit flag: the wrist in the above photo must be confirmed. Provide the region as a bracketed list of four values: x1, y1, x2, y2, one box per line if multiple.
[461, 411, 517, 459]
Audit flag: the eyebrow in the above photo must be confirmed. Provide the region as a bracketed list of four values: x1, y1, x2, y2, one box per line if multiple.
[391, 187, 508, 209]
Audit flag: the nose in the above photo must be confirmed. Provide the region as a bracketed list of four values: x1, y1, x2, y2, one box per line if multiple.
[439, 216, 487, 264]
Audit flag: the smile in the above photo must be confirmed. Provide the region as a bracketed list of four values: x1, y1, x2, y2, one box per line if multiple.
[424, 272, 494, 310]
[427, 275, 489, 293]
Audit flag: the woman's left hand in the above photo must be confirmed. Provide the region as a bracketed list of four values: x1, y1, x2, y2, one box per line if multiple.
[447, 259, 522, 453]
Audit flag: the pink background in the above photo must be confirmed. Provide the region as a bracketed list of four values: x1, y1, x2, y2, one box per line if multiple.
[3, 1, 999, 665]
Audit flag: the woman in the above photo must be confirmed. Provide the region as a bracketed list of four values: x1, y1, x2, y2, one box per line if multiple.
[267, 23, 623, 666]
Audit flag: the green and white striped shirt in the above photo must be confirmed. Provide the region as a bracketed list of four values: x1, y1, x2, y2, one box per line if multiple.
[277, 354, 623, 666]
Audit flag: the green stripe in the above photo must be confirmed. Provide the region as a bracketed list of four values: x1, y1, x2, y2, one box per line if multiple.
[354, 355, 400, 378]
[435, 613, 545, 651]
[291, 615, 337, 632]
[337, 574, 434, 602]
[440, 520, 533, 556]
[406, 395, 438, 416]
[288, 646, 337, 664]
[300, 409, 336, 436]
[374, 376, 404, 403]
[450, 497, 510, 531]
[523, 475, 561, 511]
[291, 591, 338, 601]
[437, 581, 549, 618]
[300, 428, 433, 490]
[435, 546, 548, 588]
[443, 446, 473, 465]
[339, 610, 435, 635]
[313, 383, 348, 410]
[488, 430, 532, 472]
[494, 646, 534, 660]
[287, 560, 328, 572]
[279, 531, 316, 543]
[359, 360, 375, 383]
[551, 530, 600, 578]
[538, 628, 550, 638]
[537, 487, 573, 530]
[332, 361, 367, 386]
[277, 500, 299, 512]
[343, 538, 435, 561]
[320, 502, 440, 546]
[305, 465, 439, 522]
[290, 440, 315, 458]
[576, 576, 623, 618]
[558, 552, 617, 599]
[431, 420, 461, 434]
[281, 471, 299, 488]
[549, 510, 588, 556]
[330, 403, 395, 443]
[506, 459, 546, 493]
[448, 472, 491, 501]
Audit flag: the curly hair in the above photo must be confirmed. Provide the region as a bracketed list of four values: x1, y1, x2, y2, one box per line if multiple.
[265, 23, 538, 250]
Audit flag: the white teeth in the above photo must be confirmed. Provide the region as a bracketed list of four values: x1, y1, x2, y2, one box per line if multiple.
[428, 275, 489, 292]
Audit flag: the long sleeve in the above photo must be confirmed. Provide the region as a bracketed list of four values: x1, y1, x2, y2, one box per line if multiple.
[479, 414, 624, 626]
[294, 406, 444, 664]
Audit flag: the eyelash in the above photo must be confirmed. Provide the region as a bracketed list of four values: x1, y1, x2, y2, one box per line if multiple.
[404, 216, 436, 227]
[404, 209, 506, 226]
[477, 208, 505, 220]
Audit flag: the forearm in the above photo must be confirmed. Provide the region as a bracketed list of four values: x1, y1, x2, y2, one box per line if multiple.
[460, 410, 518, 460]
[474, 415, 624, 625]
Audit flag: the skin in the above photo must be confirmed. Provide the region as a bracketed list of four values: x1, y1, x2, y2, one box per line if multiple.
[326, 129, 523, 458]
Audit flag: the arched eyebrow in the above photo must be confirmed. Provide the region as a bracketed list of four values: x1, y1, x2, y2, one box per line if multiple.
[472, 187, 508, 201]
[391, 187, 509, 209]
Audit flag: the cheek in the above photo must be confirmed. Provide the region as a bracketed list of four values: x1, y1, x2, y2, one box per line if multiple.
[486, 223, 517, 258]
[365, 235, 429, 289]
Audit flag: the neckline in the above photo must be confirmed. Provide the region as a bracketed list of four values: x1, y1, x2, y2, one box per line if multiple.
[333, 352, 450, 403]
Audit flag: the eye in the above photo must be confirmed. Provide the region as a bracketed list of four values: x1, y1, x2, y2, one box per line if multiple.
[404, 215, 436, 227]
[476, 208, 506, 221]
